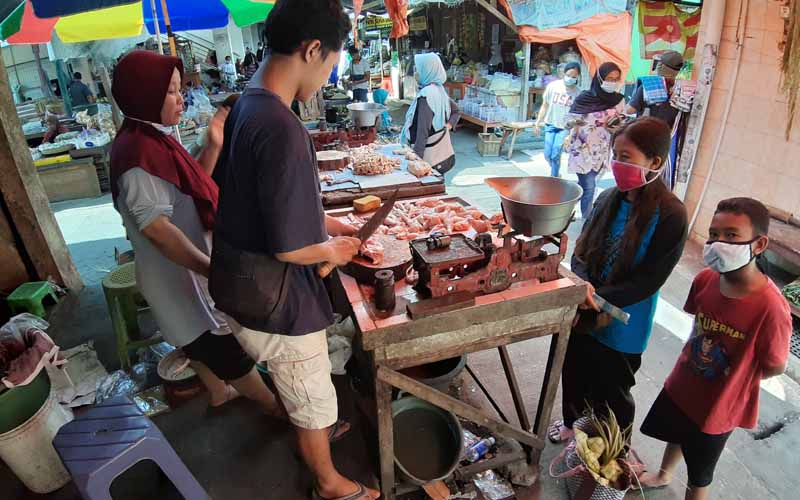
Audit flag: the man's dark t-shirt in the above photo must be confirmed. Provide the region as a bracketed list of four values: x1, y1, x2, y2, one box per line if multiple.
[68, 80, 93, 106]
[629, 85, 680, 127]
[214, 87, 333, 336]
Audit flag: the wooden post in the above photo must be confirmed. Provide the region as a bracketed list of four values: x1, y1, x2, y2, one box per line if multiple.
[520, 42, 531, 121]
[0, 51, 82, 292]
[160, 0, 179, 57]
[376, 371, 395, 500]
[149, 0, 164, 55]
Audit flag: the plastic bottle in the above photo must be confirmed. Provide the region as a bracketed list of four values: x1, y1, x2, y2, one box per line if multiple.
[465, 437, 496, 463]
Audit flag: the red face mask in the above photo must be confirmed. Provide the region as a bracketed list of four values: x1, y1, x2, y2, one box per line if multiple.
[610, 160, 662, 192]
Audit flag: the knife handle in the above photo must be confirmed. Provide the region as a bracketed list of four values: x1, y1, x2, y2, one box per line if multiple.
[318, 262, 336, 278]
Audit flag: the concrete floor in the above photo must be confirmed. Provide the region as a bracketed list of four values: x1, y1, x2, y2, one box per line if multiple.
[3, 127, 800, 500]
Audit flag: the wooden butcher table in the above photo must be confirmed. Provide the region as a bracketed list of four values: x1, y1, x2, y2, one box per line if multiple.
[335, 199, 587, 498]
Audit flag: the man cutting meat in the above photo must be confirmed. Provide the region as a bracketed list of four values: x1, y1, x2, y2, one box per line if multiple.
[210, 1, 378, 499]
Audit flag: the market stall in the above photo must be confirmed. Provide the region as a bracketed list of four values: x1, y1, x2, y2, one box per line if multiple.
[325, 175, 589, 498]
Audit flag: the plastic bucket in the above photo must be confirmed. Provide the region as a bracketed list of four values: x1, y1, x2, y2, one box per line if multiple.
[0, 387, 73, 493]
[0, 370, 51, 433]
[392, 396, 463, 485]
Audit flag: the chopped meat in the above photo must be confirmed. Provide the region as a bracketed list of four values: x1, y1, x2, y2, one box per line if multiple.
[420, 199, 444, 208]
[396, 232, 419, 240]
[453, 220, 470, 232]
[470, 219, 490, 233]
[405, 267, 419, 285]
[360, 238, 385, 265]
[489, 213, 505, 224]
[407, 160, 432, 177]
[383, 214, 399, 227]
[467, 209, 484, 220]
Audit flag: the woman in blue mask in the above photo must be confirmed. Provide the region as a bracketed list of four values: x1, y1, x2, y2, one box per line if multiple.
[548, 117, 688, 446]
[400, 53, 460, 174]
[533, 62, 582, 177]
[565, 61, 626, 218]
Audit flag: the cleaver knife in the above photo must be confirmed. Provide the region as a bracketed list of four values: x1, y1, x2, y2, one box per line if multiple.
[318, 189, 399, 278]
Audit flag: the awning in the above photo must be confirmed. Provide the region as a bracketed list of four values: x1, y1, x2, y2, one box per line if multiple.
[1, 0, 275, 44]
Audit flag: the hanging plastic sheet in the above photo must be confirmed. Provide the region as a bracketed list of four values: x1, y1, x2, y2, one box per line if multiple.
[55, 2, 144, 43]
[503, 0, 627, 31]
[30, 0, 139, 19]
[384, 0, 409, 39]
[144, 0, 228, 34]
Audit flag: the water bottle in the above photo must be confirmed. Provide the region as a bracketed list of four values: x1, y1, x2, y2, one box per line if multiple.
[465, 437, 496, 463]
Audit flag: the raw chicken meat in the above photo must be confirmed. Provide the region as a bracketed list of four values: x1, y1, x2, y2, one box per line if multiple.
[360, 238, 385, 265]
[407, 160, 432, 178]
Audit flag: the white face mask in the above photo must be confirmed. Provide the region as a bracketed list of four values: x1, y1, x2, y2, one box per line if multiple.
[600, 80, 618, 93]
[703, 240, 757, 274]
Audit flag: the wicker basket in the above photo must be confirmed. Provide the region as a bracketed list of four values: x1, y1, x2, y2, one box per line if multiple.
[477, 133, 501, 156]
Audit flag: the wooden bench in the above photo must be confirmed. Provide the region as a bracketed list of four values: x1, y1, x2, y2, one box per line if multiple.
[498, 121, 536, 160]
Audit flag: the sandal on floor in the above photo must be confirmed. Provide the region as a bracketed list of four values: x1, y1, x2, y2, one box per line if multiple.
[328, 419, 351, 443]
[548, 419, 569, 444]
[311, 482, 376, 500]
[630, 470, 670, 492]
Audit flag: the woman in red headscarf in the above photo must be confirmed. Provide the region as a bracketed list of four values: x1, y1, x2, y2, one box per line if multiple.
[110, 51, 281, 415]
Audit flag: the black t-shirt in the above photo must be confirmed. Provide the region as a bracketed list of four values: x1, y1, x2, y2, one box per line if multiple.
[629, 85, 680, 127]
[214, 87, 333, 336]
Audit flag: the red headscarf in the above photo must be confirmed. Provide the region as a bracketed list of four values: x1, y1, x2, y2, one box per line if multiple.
[110, 51, 218, 229]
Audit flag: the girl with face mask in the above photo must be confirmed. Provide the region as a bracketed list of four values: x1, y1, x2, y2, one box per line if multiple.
[548, 117, 688, 446]
[533, 62, 582, 177]
[564, 62, 626, 218]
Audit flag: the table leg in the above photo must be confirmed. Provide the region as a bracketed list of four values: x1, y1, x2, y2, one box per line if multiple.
[498, 346, 531, 432]
[507, 130, 519, 160]
[531, 323, 572, 465]
[376, 373, 395, 500]
[498, 129, 510, 156]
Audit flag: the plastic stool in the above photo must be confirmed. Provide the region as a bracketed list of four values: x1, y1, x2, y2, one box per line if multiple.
[53, 396, 208, 500]
[102, 263, 161, 370]
[7, 281, 59, 318]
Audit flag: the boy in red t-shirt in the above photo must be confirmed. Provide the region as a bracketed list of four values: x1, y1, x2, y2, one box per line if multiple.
[637, 197, 792, 500]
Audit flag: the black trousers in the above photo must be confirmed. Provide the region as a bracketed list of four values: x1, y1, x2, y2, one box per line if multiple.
[561, 332, 642, 433]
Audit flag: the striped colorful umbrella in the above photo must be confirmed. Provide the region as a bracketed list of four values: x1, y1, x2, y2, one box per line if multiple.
[0, 0, 274, 44]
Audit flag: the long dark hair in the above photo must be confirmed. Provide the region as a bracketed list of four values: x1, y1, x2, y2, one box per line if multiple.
[574, 117, 672, 282]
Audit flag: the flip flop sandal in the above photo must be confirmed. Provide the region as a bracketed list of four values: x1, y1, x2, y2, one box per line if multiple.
[311, 481, 376, 500]
[548, 419, 569, 444]
[629, 471, 670, 492]
[328, 419, 351, 443]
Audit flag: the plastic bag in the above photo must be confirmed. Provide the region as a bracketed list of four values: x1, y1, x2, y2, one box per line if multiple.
[473, 470, 515, 500]
[1, 314, 59, 387]
[95, 370, 141, 404]
[328, 335, 352, 376]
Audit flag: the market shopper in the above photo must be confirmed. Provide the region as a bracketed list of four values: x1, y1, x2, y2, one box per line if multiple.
[219, 55, 237, 89]
[209, 1, 378, 499]
[626, 50, 684, 127]
[565, 62, 626, 218]
[533, 61, 582, 177]
[549, 117, 688, 444]
[399, 53, 460, 174]
[109, 51, 282, 416]
[345, 45, 370, 102]
[637, 198, 791, 500]
[68, 72, 95, 106]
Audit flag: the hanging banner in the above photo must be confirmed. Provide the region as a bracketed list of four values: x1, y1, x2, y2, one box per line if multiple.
[384, 0, 409, 39]
[639, 1, 701, 61]
[504, 0, 627, 31]
[365, 15, 393, 32]
[409, 15, 427, 32]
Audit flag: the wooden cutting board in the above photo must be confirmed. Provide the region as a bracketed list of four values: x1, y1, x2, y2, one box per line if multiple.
[317, 150, 350, 171]
[342, 233, 413, 284]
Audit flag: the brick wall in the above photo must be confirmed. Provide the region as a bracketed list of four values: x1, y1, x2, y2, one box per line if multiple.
[684, 0, 798, 241]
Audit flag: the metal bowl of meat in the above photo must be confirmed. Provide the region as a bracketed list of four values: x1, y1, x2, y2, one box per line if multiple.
[347, 102, 388, 127]
[484, 176, 583, 236]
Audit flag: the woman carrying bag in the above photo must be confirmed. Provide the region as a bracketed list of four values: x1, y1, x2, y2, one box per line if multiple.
[400, 53, 460, 175]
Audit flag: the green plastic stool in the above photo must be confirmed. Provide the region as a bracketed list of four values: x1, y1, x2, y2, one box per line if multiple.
[102, 262, 162, 370]
[7, 281, 59, 318]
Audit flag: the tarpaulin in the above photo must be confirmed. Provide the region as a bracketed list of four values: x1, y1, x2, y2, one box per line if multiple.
[144, 0, 228, 34]
[55, 2, 144, 43]
[3, 2, 58, 44]
[222, 0, 274, 28]
[0, 2, 24, 40]
[639, 0, 700, 60]
[384, 0, 408, 39]
[31, 0, 139, 19]
[499, 0, 632, 77]
[504, 0, 627, 31]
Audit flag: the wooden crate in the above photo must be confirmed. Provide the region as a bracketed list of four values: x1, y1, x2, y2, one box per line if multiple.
[477, 133, 501, 156]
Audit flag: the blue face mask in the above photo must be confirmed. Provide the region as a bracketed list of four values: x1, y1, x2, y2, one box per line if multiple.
[564, 75, 578, 87]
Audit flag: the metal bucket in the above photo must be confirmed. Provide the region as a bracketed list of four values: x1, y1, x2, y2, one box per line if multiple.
[485, 176, 583, 236]
[398, 356, 467, 395]
[347, 102, 388, 127]
[392, 397, 463, 485]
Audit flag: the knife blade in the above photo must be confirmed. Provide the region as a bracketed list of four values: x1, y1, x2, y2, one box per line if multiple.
[318, 189, 399, 278]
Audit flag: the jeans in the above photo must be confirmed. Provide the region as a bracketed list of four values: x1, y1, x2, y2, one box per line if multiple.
[352, 88, 368, 102]
[543, 124, 568, 177]
[576, 170, 599, 219]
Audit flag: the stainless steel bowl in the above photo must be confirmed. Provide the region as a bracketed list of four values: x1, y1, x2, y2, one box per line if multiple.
[347, 102, 388, 127]
[485, 176, 583, 236]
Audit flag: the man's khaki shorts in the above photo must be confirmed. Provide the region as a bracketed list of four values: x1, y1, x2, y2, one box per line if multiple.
[233, 324, 337, 430]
